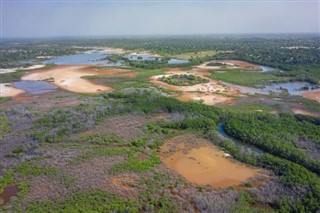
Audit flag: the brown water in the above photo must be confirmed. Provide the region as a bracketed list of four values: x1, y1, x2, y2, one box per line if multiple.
[160, 141, 261, 188]
[0, 185, 18, 205]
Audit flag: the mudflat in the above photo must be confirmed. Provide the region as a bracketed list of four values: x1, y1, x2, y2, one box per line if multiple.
[160, 135, 262, 188]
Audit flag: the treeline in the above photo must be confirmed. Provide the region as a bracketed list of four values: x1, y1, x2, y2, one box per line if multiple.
[218, 137, 320, 212]
[224, 113, 320, 174]
[0, 43, 84, 68]
[159, 74, 209, 86]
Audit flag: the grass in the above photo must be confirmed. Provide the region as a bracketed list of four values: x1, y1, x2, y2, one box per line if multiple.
[108, 152, 161, 174]
[170, 50, 217, 59]
[211, 70, 286, 87]
[228, 102, 279, 113]
[0, 170, 14, 194]
[0, 64, 55, 83]
[0, 97, 11, 104]
[14, 161, 57, 177]
[138, 172, 179, 212]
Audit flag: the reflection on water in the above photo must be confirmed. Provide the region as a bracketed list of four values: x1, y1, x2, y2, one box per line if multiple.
[44, 52, 122, 66]
[259, 65, 276, 72]
[44, 52, 189, 66]
[261, 82, 319, 95]
[223, 81, 320, 95]
[168, 58, 190, 64]
[14, 81, 57, 94]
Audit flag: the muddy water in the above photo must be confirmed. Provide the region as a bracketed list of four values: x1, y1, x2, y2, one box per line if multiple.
[0, 185, 18, 205]
[160, 142, 260, 188]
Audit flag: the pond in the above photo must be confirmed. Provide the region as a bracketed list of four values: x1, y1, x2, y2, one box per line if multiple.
[44, 52, 189, 66]
[0, 185, 18, 205]
[14, 81, 57, 94]
[260, 82, 319, 95]
[126, 55, 159, 61]
[223, 81, 320, 96]
[44, 52, 122, 66]
[259, 65, 277, 72]
[168, 58, 190, 65]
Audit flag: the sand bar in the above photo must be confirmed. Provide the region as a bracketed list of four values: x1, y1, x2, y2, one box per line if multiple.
[22, 65, 135, 94]
[0, 83, 25, 97]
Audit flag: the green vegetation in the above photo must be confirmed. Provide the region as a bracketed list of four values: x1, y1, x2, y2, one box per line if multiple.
[24, 190, 139, 213]
[14, 161, 57, 177]
[0, 97, 10, 104]
[211, 70, 285, 87]
[225, 113, 320, 174]
[0, 115, 11, 138]
[109, 152, 161, 174]
[0, 170, 14, 194]
[139, 172, 179, 212]
[1, 35, 320, 212]
[0, 71, 26, 83]
[0, 64, 55, 83]
[159, 74, 209, 86]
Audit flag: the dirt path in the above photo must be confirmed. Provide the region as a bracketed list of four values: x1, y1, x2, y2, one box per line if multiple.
[22, 65, 135, 94]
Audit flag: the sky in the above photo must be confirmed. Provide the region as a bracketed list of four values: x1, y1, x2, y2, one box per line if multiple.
[1, 0, 320, 38]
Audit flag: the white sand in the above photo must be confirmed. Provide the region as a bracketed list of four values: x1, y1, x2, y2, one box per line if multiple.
[0, 83, 25, 97]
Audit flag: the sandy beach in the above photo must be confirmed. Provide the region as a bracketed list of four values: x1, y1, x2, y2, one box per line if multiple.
[22, 65, 135, 94]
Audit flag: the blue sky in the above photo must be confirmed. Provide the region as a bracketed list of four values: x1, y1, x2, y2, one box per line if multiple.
[2, 0, 319, 37]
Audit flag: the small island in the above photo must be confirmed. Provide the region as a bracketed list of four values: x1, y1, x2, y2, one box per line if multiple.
[159, 74, 209, 86]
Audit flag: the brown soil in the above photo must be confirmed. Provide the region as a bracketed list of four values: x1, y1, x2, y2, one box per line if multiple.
[291, 107, 320, 117]
[302, 90, 320, 103]
[160, 134, 263, 188]
[22, 65, 136, 94]
[150, 69, 240, 106]
[112, 175, 138, 190]
[25, 176, 66, 202]
[219, 60, 261, 70]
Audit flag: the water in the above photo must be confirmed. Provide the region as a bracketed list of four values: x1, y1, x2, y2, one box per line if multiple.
[168, 58, 190, 65]
[259, 65, 276, 72]
[44, 52, 189, 66]
[44, 52, 122, 66]
[126, 55, 159, 61]
[218, 123, 263, 154]
[261, 82, 319, 95]
[126, 55, 189, 64]
[223, 81, 320, 95]
[14, 81, 57, 94]
[0, 185, 18, 205]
